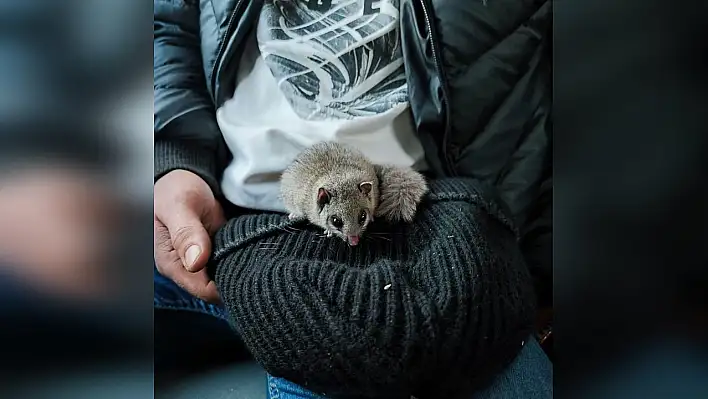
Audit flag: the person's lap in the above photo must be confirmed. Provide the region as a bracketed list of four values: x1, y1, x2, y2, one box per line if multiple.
[267, 338, 552, 399]
[155, 266, 552, 399]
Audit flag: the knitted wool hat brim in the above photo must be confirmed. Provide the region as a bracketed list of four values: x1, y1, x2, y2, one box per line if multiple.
[209, 178, 536, 399]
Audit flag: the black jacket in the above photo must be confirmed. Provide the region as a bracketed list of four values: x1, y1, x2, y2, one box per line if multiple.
[154, 0, 552, 305]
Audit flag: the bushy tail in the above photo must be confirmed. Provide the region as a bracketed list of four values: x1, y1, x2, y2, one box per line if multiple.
[374, 164, 428, 223]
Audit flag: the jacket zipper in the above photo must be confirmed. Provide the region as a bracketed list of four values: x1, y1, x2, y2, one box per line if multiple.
[210, 0, 246, 102]
[418, 0, 455, 176]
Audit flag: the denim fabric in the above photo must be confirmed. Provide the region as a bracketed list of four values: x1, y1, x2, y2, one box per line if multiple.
[267, 376, 329, 399]
[154, 266, 229, 321]
[466, 337, 552, 399]
[154, 267, 553, 399]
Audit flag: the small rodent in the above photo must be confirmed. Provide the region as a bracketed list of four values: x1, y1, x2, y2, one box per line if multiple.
[281, 142, 379, 246]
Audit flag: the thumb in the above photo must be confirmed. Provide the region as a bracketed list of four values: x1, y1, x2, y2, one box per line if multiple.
[165, 210, 212, 273]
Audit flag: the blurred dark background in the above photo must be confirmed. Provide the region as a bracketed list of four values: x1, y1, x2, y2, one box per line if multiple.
[0, 0, 154, 397]
[0, 0, 706, 397]
[554, 0, 708, 397]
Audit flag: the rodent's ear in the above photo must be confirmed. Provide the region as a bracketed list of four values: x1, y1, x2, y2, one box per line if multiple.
[317, 187, 331, 210]
[359, 181, 373, 196]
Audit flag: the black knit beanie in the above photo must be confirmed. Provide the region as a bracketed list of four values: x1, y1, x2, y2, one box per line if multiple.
[209, 178, 536, 399]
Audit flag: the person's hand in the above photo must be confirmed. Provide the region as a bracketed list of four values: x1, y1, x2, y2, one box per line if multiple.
[154, 170, 225, 303]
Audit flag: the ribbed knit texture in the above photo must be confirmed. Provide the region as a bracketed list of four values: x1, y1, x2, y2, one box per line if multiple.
[209, 178, 536, 399]
[154, 139, 220, 196]
[155, 107, 224, 196]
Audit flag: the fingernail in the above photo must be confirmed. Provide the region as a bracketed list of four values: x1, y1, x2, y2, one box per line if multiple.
[185, 245, 201, 268]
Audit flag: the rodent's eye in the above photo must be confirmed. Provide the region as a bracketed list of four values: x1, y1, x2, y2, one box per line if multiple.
[359, 211, 367, 225]
[330, 215, 343, 229]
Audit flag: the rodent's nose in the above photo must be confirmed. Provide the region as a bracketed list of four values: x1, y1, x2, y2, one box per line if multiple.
[348, 235, 360, 246]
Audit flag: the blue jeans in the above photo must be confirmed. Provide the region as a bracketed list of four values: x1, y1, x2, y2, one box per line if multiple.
[155, 267, 552, 398]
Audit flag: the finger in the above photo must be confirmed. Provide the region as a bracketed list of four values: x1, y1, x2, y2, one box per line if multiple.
[161, 208, 212, 273]
[156, 255, 221, 303]
[172, 268, 221, 304]
[155, 222, 220, 303]
[154, 217, 174, 259]
[205, 202, 227, 236]
[193, 271, 221, 304]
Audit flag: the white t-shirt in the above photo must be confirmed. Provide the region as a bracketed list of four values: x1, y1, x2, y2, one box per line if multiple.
[217, 0, 426, 212]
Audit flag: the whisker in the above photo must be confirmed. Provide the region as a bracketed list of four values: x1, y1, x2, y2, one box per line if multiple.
[278, 226, 299, 234]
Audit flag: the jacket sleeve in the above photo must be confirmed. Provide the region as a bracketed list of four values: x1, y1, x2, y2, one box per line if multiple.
[154, 0, 225, 195]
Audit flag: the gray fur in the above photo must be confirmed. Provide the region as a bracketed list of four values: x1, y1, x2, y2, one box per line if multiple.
[374, 164, 428, 223]
[281, 142, 379, 246]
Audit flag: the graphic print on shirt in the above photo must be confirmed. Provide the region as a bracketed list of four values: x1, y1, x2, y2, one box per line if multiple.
[257, 0, 406, 120]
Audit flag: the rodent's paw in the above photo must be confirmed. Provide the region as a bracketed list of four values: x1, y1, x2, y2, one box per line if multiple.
[374, 165, 428, 223]
[287, 212, 307, 221]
